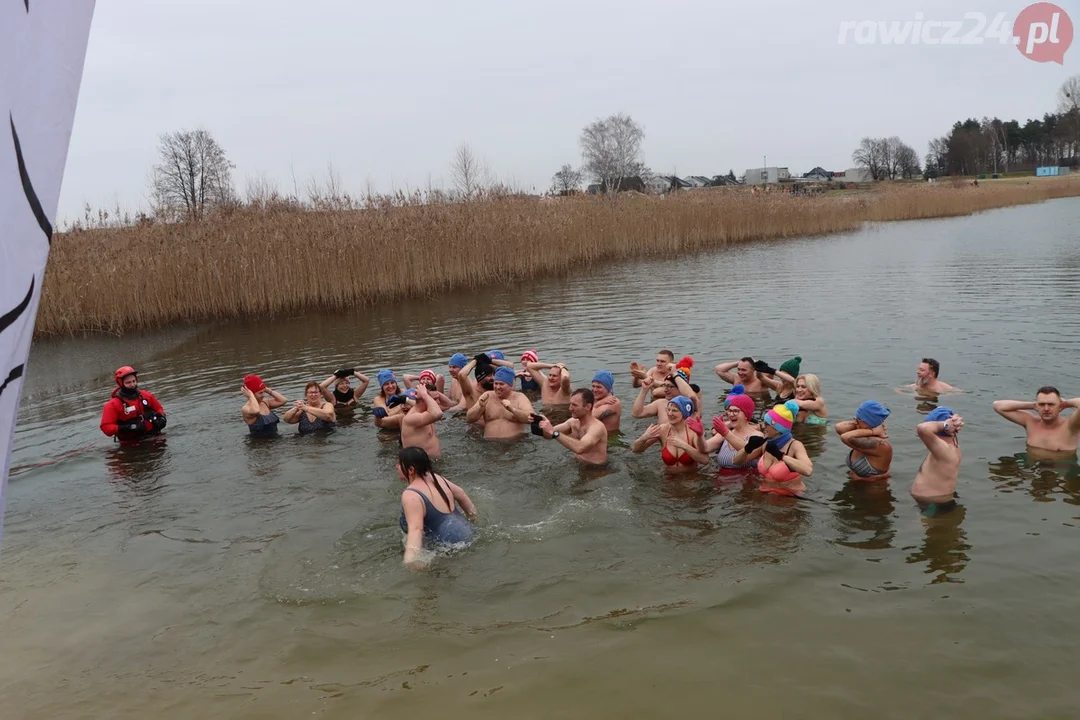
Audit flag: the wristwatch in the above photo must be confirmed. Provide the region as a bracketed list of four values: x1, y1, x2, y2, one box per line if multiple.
[551, 431, 560, 439]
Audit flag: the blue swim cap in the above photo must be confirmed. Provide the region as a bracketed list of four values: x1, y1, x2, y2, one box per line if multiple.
[592, 370, 614, 392]
[494, 366, 516, 385]
[669, 395, 694, 419]
[855, 400, 890, 428]
[377, 369, 396, 387]
[926, 406, 955, 436]
[449, 353, 467, 369]
[488, 350, 505, 361]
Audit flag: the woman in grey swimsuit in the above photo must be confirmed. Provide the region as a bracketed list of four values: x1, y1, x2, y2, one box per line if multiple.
[283, 382, 337, 434]
[834, 400, 893, 481]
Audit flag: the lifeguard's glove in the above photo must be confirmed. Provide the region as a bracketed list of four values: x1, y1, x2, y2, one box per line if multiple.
[744, 436, 766, 454]
[118, 420, 144, 435]
[149, 413, 167, 431]
[334, 368, 351, 378]
[372, 407, 388, 419]
[753, 360, 776, 375]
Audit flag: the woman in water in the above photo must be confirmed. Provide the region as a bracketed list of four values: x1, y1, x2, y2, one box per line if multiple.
[398, 446, 478, 568]
[372, 369, 405, 430]
[834, 400, 893, 481]
[698, 385, 764, 473]
[758, 356, 801, 403]
[318, 368, 370, 410]
[283, 381, 337, 434]
[793, 373, 829, 425]
[241, 374, 288, 437]
[734, 400, 814, 496]
[631, 395, 710, 472]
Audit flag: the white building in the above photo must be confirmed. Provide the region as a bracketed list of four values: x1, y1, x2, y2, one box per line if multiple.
[744, 167, 791, 185]
[832, 167, 873, 183]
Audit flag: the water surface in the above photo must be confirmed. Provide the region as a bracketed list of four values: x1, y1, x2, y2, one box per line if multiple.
[3, 198, 1080, 718]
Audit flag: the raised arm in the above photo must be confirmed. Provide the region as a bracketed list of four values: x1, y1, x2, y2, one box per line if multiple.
[758, 372, 783, 391]
[1065, 397, 1080, 432]
[631, 378, 658, 418]
[631, 423, 663, 453]
[714, 361, 739, 384]
[991, 399, 1034, 428]
[241, 386, 262, 419]
[505, 393, 536, 424]
[408, 387, 444, 427]
[318, 375, 338, 403]
[352, 372, 370, 400]
[794, 396, 826, 413]
[917, 416, 962, 460]
[526, 361, 549, 384]
[263, 387, 287, 410]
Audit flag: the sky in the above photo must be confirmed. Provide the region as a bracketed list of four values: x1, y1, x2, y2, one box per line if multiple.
[58, 0, 1079, 223]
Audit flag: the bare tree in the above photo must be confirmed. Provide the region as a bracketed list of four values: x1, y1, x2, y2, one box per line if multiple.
[551, 163, 584, 195]
[580, 113, 647, 194]
[896, 143, 922, 179]
[852, 137, 886, 180]
[1058, 74, 1080, 113]
[450, 143, 484, 200]
[151, 128, 235, 220]
[245, 172, 280, 207]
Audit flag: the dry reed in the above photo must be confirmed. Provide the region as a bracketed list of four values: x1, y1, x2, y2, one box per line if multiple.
[37, 177, 1080, 337]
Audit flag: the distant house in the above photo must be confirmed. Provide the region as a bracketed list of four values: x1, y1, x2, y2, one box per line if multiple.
[710, 175, 740, 186]
[588, 176, 647, 194]
[744, 166, 791, 185]
[832, 167, 873, 183]
[683, 175, 713, 188]
[802, 166, 833, 181]
[644, 175, 690, 194]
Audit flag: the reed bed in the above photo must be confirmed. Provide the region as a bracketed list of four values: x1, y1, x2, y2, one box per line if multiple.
[37, 177, 1080, 337]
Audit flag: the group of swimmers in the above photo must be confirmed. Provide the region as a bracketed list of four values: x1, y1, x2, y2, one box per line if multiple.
[99, 353, 1080, 567]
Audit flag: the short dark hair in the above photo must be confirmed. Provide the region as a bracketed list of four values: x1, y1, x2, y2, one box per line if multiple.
[658, 350, 674, 361]
[740, 356, 755, 364]
[1036, 386, 1061, 398]
[921, 358, 940, 377]
[572, 388, 595, 406]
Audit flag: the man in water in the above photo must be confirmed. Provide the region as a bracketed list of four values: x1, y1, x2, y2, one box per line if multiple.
[447, 353, 469, 404]
[631, 349, 675, 399]
[590, 370, 622, 433]
[100, 366, 167, 443]
[525, 359, 573, 406]
[538, 388, 608, 465]
[992, 386, 1080, 453]
[714, 357, 772, 395]
[631, 376, 679, 423]
[400, 385, 445, 459]
[912, 406, 964, 516]
[466, 366, 535, 439]
[906, 358, 959, 396]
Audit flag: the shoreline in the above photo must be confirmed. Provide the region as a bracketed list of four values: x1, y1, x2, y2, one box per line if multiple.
[37, 177, 1080, 338]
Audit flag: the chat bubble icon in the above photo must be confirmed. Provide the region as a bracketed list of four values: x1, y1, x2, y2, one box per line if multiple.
[1014, 2, 1073, 64]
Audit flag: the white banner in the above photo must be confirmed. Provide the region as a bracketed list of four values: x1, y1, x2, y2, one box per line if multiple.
[0, 1, 96, 549]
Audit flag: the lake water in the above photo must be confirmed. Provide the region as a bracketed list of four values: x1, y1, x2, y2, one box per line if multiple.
[3, 198, 1080, 718]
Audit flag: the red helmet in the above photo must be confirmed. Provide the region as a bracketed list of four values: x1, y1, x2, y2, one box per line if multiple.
[114, 366, 137, 385]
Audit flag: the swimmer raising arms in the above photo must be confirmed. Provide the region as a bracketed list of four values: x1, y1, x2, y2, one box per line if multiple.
[714, 357, 772, 395]
[734, 401, 814, 496]
[631, 349, 675, 399]
[400, 385, 445, 459]
[318, 368, 370, 409]
[526, 360, 573, 406]
[992, 386, 1080, 453]
[912, 406, 963, 516]
[631, 375, 679, 422]
[834, 400, 893, 481]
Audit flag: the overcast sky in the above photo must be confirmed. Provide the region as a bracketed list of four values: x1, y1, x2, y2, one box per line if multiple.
[58, 0, 1077, 222]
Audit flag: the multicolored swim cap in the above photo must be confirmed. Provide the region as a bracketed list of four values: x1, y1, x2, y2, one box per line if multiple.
[764, 400, 799, 432]
[724, 385, 756, 418]
[669, 395, 694, 419]
[494, 366, 516, 385]
[592, 370, 614, 392]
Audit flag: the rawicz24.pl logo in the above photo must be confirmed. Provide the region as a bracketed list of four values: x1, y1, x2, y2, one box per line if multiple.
[837, 2, 1073, 64]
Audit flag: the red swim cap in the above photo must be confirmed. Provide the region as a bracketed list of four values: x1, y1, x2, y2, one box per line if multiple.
[244, 374, 266, 393]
